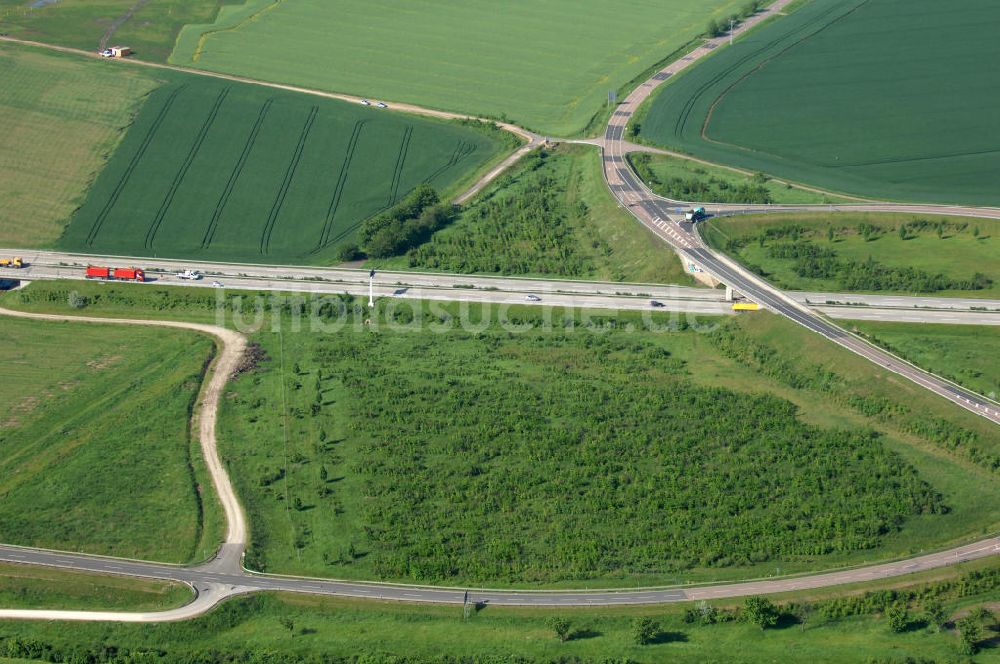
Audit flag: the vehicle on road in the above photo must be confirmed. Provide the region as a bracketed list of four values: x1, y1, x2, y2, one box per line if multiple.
[99, 49, 114, 58]
[175, 270, 202, 281]
[85, 265, 145, 282]
[732, 302, 761, 312]
[360, 99, 371, 106]
[685, 207, 706, 222]
[376, 101, 388, 108]
[525, 294, 541, 302]
[650, 300, 665, 308]
[211, 280, 224, 288]
[0, 257, 23, 269]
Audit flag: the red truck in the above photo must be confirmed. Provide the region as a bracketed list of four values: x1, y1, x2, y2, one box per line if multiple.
[85, 265, 145, 282]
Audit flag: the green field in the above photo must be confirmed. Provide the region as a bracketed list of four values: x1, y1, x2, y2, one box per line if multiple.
[639, 0, 1000, 204]
[0, 315, 220, 563]
[0, 44, 161, 247]
[847, 321, 1000, 401]
[0, 563, 192, 611]
[5, 282, 1000, 587]
[57, 76, 507, 264]
[628, 153, 854, 205]
[169, 0, 746, 136]
[702, 213, 1000, 298]
[0, 0, 231, 62]
[381, 145, 693, 284]
[1, 561, 999, 663]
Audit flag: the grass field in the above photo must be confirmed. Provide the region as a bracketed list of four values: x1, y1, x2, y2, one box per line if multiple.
[639, 0, 1000, 204]
[702, 212, 1000, 298]
[169, 0, 746, 136]
[0, 315, 220, 563]
[6, 283, 1000, 588]
[1, 561, 999, 662]
[628, 153, 855, 204]
[846, 321, 1000, 401]
[57, 76, 507, 264]
[379, 145, 693, 284]
[0, 0, 232, 62]
[0, 563, 192, 611]
[0, 44, 161, 247]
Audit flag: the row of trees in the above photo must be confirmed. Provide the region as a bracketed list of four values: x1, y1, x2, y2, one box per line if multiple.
[630, 153, 773, 204]
[357, 184, 452, 259]
[706, 1, 762, 37]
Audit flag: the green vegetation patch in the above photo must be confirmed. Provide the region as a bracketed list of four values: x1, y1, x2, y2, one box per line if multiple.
[169, 0, 746, 136]
[0, 44, 161, 247]
[628, 153, 853, 204]
[0, 315, 217, 562]
[392, 146, 691, 284]
[1, 563, 1000, 663]
[640, 0, 1000, 205]
[847, 321, 1000, 401]
[0, 563, 192, 611]
[0, 0, 235, 62]
[702, 213, 1000, 298]
[57, 76, 506, 264]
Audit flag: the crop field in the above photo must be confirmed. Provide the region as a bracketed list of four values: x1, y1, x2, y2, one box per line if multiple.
[702, 213, 1000, 298]
[639, 0, 1000, 205]
[0, 0, 232, 62]
[0, 44, 161, 247]
[169, 0, 746, 136]
[391, 145, 692, 284]
[2, 561, 1000, 663]
[58, 77, 506, 264]
[0, 563, 192, 611]
[0, 315, 218, 563]
[847, 322, 1000, 401]
[209, 301, 1000, 587]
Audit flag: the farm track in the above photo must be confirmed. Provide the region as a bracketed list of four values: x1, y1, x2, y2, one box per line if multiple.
[145, 87, 231, 250]
[202, 98, 275, 249]
[84, 85, 186, 246]
[388, 126, 413, 207]
[259, 106, 318, 256]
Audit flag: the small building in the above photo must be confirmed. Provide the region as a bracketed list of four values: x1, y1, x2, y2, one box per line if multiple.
[110, 46, 131, 58]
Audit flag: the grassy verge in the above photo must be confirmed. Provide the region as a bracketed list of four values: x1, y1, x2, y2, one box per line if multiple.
[0, 563, 192, 611]
[374, 145, 694, 285]
[702, 212, 1000, 298]
[845, 321, 1000, 400]
[0, 43, 162, 247]
[0, 561, 999, 662]
[628, 152, 855, 204]
[0, 313, 220, 563]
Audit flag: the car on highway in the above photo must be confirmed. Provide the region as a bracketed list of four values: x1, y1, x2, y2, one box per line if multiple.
[650, 300, 665, 308]
[376, 101, 388, 108]
[525, 294, 541, 302]
[175, 270, 202, 281]
[360, 99, 371, 106]
[211, 280, 224, 288]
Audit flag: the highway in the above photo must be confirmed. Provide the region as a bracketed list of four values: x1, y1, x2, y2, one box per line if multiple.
[4, 247, 1000, 325]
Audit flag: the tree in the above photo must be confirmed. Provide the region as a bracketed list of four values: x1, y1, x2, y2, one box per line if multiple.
[957, 615, 983, 655]
[886, 605, 908, 633]
[743, 596, 779, 630]
[279, 617, 295, 633]
[706, 19, 723, 37]
[827, 226, 835, 242]
[546, 617, 572, 642]
[336, 242, 362, 262]
[293, 496, 304, 511]
[897, 224, 908, 241]
[68, 291, 88, 309]
[632, 616, 660, 645]
[922, 600, 947, 632]
[973, 226, 981, 238]
[319, 466, 328, 482]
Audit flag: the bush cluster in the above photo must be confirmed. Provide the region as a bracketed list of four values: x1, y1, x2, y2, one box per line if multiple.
[360, 185, 451, 258]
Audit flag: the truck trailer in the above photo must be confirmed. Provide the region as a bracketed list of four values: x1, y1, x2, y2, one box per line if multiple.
[0, 257, 23, 268]
[86, 265, 145, 282]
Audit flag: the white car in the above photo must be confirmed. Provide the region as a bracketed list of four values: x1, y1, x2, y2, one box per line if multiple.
[100, 49, 114, 58]
[376, 101, 388, 109]
[360, 99, 371, 106]
[525, 294, 541, 302]
[175, 270, 202, 281]
[211, 280, 224, 288]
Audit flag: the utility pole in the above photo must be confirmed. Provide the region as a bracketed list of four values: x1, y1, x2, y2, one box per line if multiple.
[730, 18, 735, 46]
[368, 269, 375, 307]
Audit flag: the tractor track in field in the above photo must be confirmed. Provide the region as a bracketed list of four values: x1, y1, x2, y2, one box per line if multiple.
[316, 119, 366, 252]
[259, 105, 318, 256]
[201, 98, 275, 249]
[145, 86, 231, 251]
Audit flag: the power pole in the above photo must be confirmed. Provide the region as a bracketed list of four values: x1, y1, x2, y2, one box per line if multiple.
[730, 18, 735, 46]
[368, 269, 375, 307]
